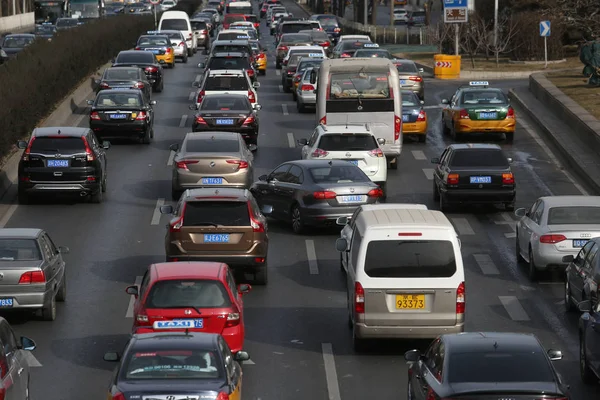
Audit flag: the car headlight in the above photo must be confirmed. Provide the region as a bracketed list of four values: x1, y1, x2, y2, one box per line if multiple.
[0, 50, 6, 57]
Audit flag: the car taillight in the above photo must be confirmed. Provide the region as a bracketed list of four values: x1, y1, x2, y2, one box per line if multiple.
[135, 46, 141, 50]
[170, 216, 184, 232]
[277, 45, 288, 51]
[459, 109, 470, 119]
[18, 271, 45, 284]
[311, 148, 328, 158]
[195, 116, 207, 125]
[313, 191, 336, 199]
[367, 188, 384, 197]
[394, 115, 401, 140]
[225, 311, 240, 327]
[319, 116, 326, 124]
[136, 112, 147, 120]
[145, 66, 158, 73]
[201, 29, 208, 35]
[111, 392, 126, 400]
[301, 84, 315, 91]
[319, 41, 330, 47]
[166, 48, 172, 53]
[502, 173, 514, 184]
[100, 82, 110, 89]
[133, 82, 145, 89]
[334, 27, 341, 32]
[216, 393, 229, 400]
[247, 68, 254, 76]
[21, 136, 35, 161]
[226, 159, 248, 169]
[136, 313, 151, 326]
[540, 234, 567, 244]
[368, 148, 383, 158]
[197, 90, 205, 103]
[90, 111, 101, 120]
[248, 90, 256, 103]
[179, 41, 186, 47]
[340, 52, 351, 57]
[242, 116, 255, 125]
[258, 52, 266, 59]
[456, 282, 465, 314]
[287, 69, 295, 75]
[417, 110, 426, 121]
[176, 160, 199, 170]
[507, 106, 515, 119]
[354, 282, 364, 314]
[254, 23, 259, 28]
[447, 173, 459, 185]
[408, 75, 423, 82]
[82, 136, 95, 161]
[187, 33, 192, 39]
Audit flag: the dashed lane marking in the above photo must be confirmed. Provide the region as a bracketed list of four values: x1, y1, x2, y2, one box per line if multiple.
[306, 240, 319, 274]
[276, 70, 281, 76]
[422, 168, 434, 180]
[281, 104, 289, 116]
[322, 343, 341, 400]
[287, 132, 295, 148]
[151, 198, 165, 226]
[451, 217, 475, 235]
[411, 150, 426, 160]
[188, 91, 196, 101]
[473, 254, 500, 275]
[494, 212, 517, 238]
[278, 84, 283, 93]
[126, 276, 143, 318]
[194, 74, 201, 86]
[499, 296, 530, 321]
[242, 359, 256, 365]
[167, 150, 175, 166]
[179, 115, 188, 128]
[0, 204, 17, 228]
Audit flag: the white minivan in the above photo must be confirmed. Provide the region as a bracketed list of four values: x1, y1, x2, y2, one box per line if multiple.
[158, 10, 197, 56]
[335, 206, 465, 351]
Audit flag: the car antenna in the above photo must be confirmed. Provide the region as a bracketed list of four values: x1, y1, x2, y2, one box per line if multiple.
[345, 115, 348, 128]
[493, 341, 498, 350]
[328, 160, 332, 166]
[57, 129, 61, 134]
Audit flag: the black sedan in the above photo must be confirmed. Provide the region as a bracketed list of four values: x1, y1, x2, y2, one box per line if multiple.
[251, 160, 383, 234]
[112, 50, 164, 92]
[432, 143, 516, 211]
[103, 331, 249, 400]
[88, 89, 156, 144]
[95, 67, 152, 100]
[564, 236, 600, 313]
[190, 93, 261, 146]
[1, 34, 35, 58]
[577, 298, 600, 383]
[405, 332, 569, 400]
[34, 23, 56, 40]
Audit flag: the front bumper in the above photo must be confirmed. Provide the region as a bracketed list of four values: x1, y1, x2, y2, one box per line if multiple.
[454, 119, 516, 134]
[441, 188, 516, 204]
[355, 322, 464, 339]
[403, 120, 427, 134]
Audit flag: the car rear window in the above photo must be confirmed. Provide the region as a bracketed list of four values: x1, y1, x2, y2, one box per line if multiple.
[354, 50, 391, 58]
[218, 33, 249, 41]
[364, 240, 457, 278]
[298, 59, 323, 71]
[281, 22, 312, 34]
[460, 89, 508, 105]
[225, 15, 245, 23]
[447, 351, 555, 383]
[161, 19, 188, 31]
[547, 206, 600, 225]
[309, 165, 370, 183]
[191, 21, 207, 30]
[449, 149, 509, 168]
[116, 52, 153, 64]
[395, 61, 418, 73]
[201, 96, 250, 111]
[138, 36, 170, 46]
[316, 15, 338, 27]
[281, 33, 312, 43]
[124, 350, 221, 380]
[245, 15, 259, 23]
[162, 31, 184, 40]
[105, 69, 140, 80]
[184, 138, 240, 153]
[204, 76, 248, 91]
[213, 45, 249, 54]
[317, 134, 377, 151]
[0, 239, 41, 261]
[96, 92, 142, 107]
[401, 91, 420, 106]
[146, 279, 231, 308]
[208, 57, 249, 70]
[183, 201, 250, 226]
[30, 137, 85, 153]
[341, 41, 369, 50]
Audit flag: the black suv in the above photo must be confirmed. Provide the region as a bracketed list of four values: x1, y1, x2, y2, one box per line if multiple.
[17, 127, 110, 204]
[198, 52, 258, 82]
[112, 50, 164, 92]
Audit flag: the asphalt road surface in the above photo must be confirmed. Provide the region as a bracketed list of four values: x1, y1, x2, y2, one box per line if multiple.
[1, 0, 598, 399]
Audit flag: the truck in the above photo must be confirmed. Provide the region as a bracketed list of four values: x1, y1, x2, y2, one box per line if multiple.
[70, 0, 105, 19]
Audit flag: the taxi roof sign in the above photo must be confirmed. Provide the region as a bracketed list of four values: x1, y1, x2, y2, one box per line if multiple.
[153, 320, 195, 329]
[308, 53, 324, 57]
[237, 35, 249, 39]
[363, 43, 379, 47]
[147, 30, 160, 34]
[469, 81, 489, 87]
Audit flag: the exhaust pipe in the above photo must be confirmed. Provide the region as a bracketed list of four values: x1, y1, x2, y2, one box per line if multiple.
[80, 191, 87, 197]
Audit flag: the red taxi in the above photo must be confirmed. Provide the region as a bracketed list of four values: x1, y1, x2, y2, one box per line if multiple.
[126, 262, 250, 353]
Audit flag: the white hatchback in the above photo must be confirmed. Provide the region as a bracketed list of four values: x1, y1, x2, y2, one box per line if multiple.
[298, 123, 388, 194]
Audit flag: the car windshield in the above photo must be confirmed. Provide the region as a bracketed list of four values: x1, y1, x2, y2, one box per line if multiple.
[184, 137, 240, 153]
[162, 31, 184, 40]
[448, 351, 555, 383]
[56, 18, 78, 27]
[316, 16, 338, 27]
[209, 57, 248, 70]
[161, 19, 188, 30]
[547, 206, 600, 225]
[30, 137, 85, 153]
[395, 61, 418, 73]
[116, 52, 153, 64]
[146, 279, 231, 308]
[449, 149, 509, 168]
[309, 165, 370, 183]
[354, 49, 391, 58]
[330, 72, 390, 99]
[124, 350, 221, 380]
[401, 92, 420, 106]
[138, 37, 169, 46]
[96, 93, 142, 107]
[204, 76, 248, 91]
[2, 36, 34, 48]
[182, 201, 251, 226]
[281, 34, 311, 43]
[201, 96, 250, 111]
[317, 134, 378, 151]
[190, 20, 206, 30]
[0, 239, 42, 261]
[105, 69, 140, 80]
[460, 89, 508, 105]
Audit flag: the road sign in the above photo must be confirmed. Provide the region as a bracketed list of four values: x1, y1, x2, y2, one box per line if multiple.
[443, 0, 467, 7]
[149, 0, 159, 5]
[539, 20, 551, 37]
[435, 61, 453, 68]
[444, 7, 468, 23]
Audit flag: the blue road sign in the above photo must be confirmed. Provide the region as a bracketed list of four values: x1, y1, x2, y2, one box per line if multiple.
[540, 21, 551, 37]
[443, 0, 468, 7]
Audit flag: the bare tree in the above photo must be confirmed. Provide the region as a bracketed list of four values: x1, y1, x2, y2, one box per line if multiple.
[459, 14, 489, 68]
[551, 0, 600, 40]
[486, 14, 522, 67]
[426, 21, 454, 53]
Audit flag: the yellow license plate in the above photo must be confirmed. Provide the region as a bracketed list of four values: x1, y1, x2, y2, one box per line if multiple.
[396, 294, 425, 309]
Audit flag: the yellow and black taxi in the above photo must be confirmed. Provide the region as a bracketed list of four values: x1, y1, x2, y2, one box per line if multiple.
[249, 40, 267, 75]
[88, 89, 156, 144]
[135, 32, 175, 69]
[401, 90, 427, 143]
[103, 331, 249, 400]
[441, 81, 516, 142]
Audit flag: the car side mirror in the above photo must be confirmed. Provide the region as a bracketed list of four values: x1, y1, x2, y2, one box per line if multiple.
[58, 246, 70, 254]
[20, 336, 36, 351]
[150, 100, 157, 105]
[547, 349, 562, 361]
[192, 81, 200, 87]
[253, 104, 262, 111]
[238, 283, 251, 294]
[258, 174, 268, 182]
[169, 143, 180, 152]
[579, 300, 592, 313]
[103, 351, 120, 362]
[507, 157, 513, 164]
[562, 255, 574, 263]
[197, 62, 205, 68]
[420, 100, 424, 105]
[125, 285, 139, 297]
[514, 207, 526, 218]
[253, 81, 261, 88]
[297, 138, 308, 146]
[335, 238, 348, 252]
[17, 140, 27, 149]
[234, 351, 250, 361]
[261, 204, 273, 214]
[86, 100, 94, 105]
[247, 143, 257, 152]
[404, 349, 420, 362]
[102, 141, 111, 149]
[431, 157, 440, 164]
[376, 138, 385, 145]
[160, 205, 174, 214]
[336, 216, 348, 226]
[418, 68, 424, 73]
[441, 99, 449, 104]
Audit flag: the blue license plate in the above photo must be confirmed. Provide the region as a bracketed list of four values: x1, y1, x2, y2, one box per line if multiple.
[573, 239, 588, 248]
[153, 320, 194, 329]
[400, 80, 407, 85]
[110, 114, 127, 119]
[201, 177, 223, 185]
[479, 112, 498, 119]
[204, 234, 230, 243]
[216, 119, 235, 125]
[340, 195, 364, 203]
[470, 176, 491, 184]
[47, 159, 69, 167]
[347, 160, 359, 165]
[0, 298, 13, 308]
[402, 114, 410, 122]
[173, 319, 204, 328]
[151, 49, 160, 54]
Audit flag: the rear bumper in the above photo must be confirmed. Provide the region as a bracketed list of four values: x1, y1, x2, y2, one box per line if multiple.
[20, 181, 101, 194]
[454, 119, 516, 134]
[90, 121, 148, 135]
[441, 188, 516, 204]
[534, 246, 576, 271]
[0, 287, 52, 309]
[355, 322, 464, 339]
[301, 205, 368, 226]
[403, 121, 427, 134]
[297, 92, 316, 105]
[174, 47, 186, 57]
[156, 54, 175, 64]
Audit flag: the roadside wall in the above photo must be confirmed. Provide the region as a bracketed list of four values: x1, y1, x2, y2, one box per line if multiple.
[0, 12, 34, 33]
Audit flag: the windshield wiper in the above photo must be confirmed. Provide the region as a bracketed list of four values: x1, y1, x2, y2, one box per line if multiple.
[41, 148, 60, 152]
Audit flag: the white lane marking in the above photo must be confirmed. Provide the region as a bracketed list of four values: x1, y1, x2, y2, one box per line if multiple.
[242, 359, 256, 365]
[23, 351, 42, 367]
[451, 217, 475, 235]
[281, 104, 289, 115]
[505, 232, 517, 238]
[494, 212, 517, 238]
[473, 254, 500, 275]
[188, 91, 196, 101]
[276, 69, 281, 76]
[151, 198, 165, 225]
[194, 74, 201, 83]
[126, 276, 143, 318]
[519, 117, 588, 195]
[411, 150, 426, 160]
[306, 240, 319, 275]
[287, 132, 296, 148]
[278, 84, 284, 93]
[498, 296, 530, 321]
[0, 204, 18, 228]
[167, 150, 176, 166]
[179, 115, 188, 128]
[321, 343, 341, 400]
[422, 168, 434, 180]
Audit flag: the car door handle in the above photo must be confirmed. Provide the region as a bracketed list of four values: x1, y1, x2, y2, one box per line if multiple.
[17, 368, 23, 375]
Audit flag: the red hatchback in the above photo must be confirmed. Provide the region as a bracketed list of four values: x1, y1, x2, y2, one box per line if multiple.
[126, 262, 251, 353]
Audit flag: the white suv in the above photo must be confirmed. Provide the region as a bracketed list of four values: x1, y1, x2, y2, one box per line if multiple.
[194, 69, 260, 108]
[298, 123, 388, 194]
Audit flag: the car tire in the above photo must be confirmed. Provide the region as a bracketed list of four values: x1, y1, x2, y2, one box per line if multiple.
[515, 235, 525, 264]
[505, 200, 515, 211]
[352, 326, 367, 353]
[379, 182, 387, 201]
[433, 180, 440, 201]
[253, 264, 268, 285]
[183, 54, 188, 63]
[17, 188, 29, 205]
[292, 91, 297, 100]
[388, 157, 398, 170]
[340, 253, 344, 271]
[170, 62, 175, 69]
[283, 84, 290, 93]
[528, 246, 538, 281]
[153, 81, 163, 93]
[276, 61, 281, 69]
[565, 278, 574, 312]
[291, 204, 305, 234]
[441, 117, 450, 135]
[141, 130, 151, 144]
[188, 48, 193, 57]
[418, 134, 426, 143]
[439, 192, 448, 212]
[56, 273, 67, 302]
[297, 101, 305, 113]
[102, 174, 107, 193]
[90, 188, 103, 203]
[580, 336, 595, 384]
[506, 132, 514, 143]
[41, 294, 56, 321]
[171, 189, 182, 201]
[259, 69, 266, 75]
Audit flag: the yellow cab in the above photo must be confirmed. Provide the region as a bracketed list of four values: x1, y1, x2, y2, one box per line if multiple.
[401, 90, 428, 142]
[135, 32, 176, 68]
[250, 41, 267, 74]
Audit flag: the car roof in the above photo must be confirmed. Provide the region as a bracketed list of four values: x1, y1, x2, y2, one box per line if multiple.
[32, 127, 89, 137]
[357, 208, 453, 230]
[97, 89, 142, 95]
[318, 123, 372, 134]
[184, 187, 251, 202]
[448, 143, 502, 151]
[359, 204, 428, 212]
[0, 228, 42, 239]
[130, 331, 220, 349]
[151, 262, 226, 280]
[536, 195, 600, 207]
[442, 332, 543, 354]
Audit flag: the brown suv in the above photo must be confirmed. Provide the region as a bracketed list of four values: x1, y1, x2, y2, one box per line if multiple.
[159, 188, 270, 284]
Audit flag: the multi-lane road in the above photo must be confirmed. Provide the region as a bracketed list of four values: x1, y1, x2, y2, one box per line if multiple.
[1, 0, 598, 399]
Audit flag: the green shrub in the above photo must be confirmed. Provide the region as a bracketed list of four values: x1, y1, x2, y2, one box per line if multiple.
[0, 14, 153, 160]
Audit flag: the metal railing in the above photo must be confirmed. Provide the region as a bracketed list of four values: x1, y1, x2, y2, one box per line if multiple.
[337, 16, 432, 45]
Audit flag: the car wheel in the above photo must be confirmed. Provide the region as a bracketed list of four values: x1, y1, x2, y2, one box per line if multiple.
[187, 48, 193, 57]
[17, 188, 29, 205]
[276, 62, 281, 69]
[565, 278, 574, 312]
[56, 273, 67, 302]
[297, 101, 305, 113]
[439, 192, 448, 212]
[102, 175, 107, 192]
[292, 91, 297, 100]
[506, 132, 514, 143]
[580, 336, 595, 384]
[259, 69, 266, 75]
[433, 180, 440, 201]
[141, 130, 151, 144]
[170, 62, 175, 69]
[253, 264, 268, 285]
[90, 188, 103, 203]
[505, 200, 515, 211]
[352, 326, 367, 353]
[153, 82, 163, 93]
[340, 253, 344, 271]
[441, 117, 450, 135]
[418, 134, 426, 143]
[41, 294, 56, 321]
[183, 55, 188, 63]
[528, 246, 538, 281]
[388, 157, 398, 170]
[291, 204, 305, 234]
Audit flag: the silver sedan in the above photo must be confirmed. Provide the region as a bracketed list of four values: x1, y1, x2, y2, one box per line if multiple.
[515, 195, 600, 280]
[296, 67, 317, 113]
